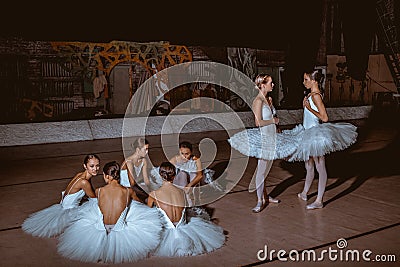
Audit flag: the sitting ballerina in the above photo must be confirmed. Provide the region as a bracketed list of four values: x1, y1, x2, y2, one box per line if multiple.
[168, 141, 221, 205]
[57, 161, 163, 264]
[120, 137, 152, 202]
[22, 154, 100, 238]
[280, 70, 358, 209]
[147, 162, 225, 257]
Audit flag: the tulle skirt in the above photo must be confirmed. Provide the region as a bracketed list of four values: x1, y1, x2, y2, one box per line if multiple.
[22, 203, 80, 238]
[154, 217, 225, 257]
[279, 122, 358, 161]
[57, 199, 163, 263]
[228, 125, 299, 160]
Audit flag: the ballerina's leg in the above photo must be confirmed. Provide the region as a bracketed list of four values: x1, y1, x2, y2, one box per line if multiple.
[314, 156, 327, 203]
[302, 158, 315, 195]
[306, 156, 326, 210]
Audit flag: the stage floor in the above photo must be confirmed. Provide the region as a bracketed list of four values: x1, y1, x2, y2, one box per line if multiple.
[0, 109, 399, 267]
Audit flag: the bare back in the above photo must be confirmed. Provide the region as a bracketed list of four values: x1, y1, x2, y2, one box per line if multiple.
[151, 182, 186, 224]
[97, 184, 131, 225]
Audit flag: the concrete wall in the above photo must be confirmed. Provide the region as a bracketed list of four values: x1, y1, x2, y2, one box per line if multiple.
[0, 106, 372, 147]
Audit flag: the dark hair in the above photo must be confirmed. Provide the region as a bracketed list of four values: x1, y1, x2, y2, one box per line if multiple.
[132, 137, 149, 152]
[179, 141, 193, 151]
[306, 69, 325, 95]
[159, 162, 176, 182]
[103, 161, 121, 182]
[254, 73, 271, 89]
[83, 154, 100, 165]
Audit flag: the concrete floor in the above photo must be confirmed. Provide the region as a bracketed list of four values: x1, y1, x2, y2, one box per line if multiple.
[0, 107, 399, 267]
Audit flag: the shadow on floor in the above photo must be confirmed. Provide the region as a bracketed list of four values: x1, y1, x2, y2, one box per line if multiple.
[269, 106, 400, 206]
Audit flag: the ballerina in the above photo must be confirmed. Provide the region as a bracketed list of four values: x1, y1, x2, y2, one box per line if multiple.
[281, 70, 358, 209]
[120, 137, 152, 202]
[57, 161, 163, 264]
[228, 74, 295, 212]
[147, 162, 225, 257]
[22, 154, 100, 238]
[149, 141, 221, 209]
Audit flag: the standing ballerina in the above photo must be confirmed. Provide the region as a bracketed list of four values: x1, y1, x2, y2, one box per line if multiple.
[229, 74, 289, 213]
[22, 154, 100, 238]
[282, 70, 358, 209]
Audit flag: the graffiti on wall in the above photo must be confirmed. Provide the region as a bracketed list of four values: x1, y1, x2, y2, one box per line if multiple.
[50, 41, 192, 82]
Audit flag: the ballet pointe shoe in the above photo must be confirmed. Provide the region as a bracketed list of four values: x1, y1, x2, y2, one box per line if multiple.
[306, 201, 323, 210]
[268, 196, 280, 203]
[297, 192, 307, 201]
[252, 199, 267, 213]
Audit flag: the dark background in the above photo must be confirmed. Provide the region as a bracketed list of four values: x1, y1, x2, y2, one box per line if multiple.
[0, 1, 382, 50]
[1, 0, 397, 108]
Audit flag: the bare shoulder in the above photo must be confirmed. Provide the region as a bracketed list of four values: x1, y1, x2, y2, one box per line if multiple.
[73, 171, 85, 180]
[310, 92, 323, 101]
[253, 96, 263, 105]
[78, 179, 89, 187]
[252, 96, 264, 109]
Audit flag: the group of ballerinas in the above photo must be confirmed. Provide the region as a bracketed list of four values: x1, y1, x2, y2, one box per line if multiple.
[229, 69, 358, 213]
[21, 68, 358, 263]
[22, 138, 225, 264]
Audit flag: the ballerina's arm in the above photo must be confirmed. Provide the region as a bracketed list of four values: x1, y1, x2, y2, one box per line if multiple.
[304, 93, 328, 122]
[252, 97, 275, 127]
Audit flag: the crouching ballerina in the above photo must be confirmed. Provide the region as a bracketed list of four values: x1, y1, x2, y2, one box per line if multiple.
[57, 161, 163, 264]
[22, 154, 100, 238]
[149, 141, 222, 217]
[148, 162, 226, 257]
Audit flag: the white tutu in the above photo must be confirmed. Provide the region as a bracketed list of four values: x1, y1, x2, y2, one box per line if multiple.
[228, 125, 300, 160]
[22, 190, 85, 238]
[280, 122, 358, 161]
[154, 208, 225, 257]
[228, 103, 299, 160]
[57, 199, 163, 263]
[277, 94, 358, 162]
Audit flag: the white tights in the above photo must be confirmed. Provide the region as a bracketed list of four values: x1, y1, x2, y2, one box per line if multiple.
[301, 156, 327, 203]
[254, 159, 273, 202]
